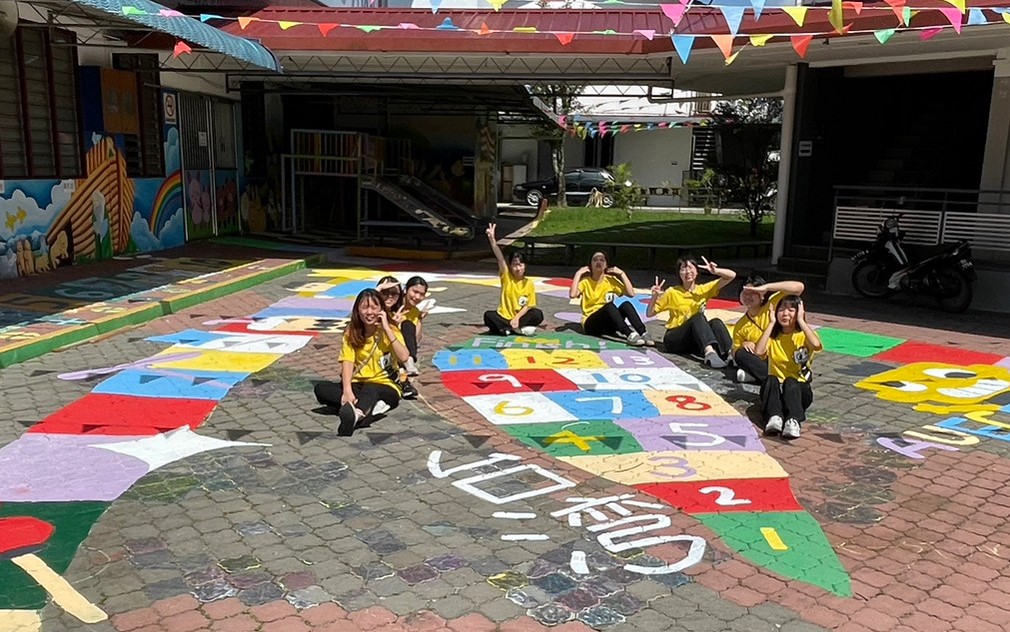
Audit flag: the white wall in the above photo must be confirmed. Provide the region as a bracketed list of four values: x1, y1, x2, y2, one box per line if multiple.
[161, 70, 235, 100]
[612, 127, 693, 189]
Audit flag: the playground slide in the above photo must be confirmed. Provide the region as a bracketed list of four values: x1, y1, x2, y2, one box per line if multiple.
[397, 175, 479, 231]
[361, 177, 474, 240]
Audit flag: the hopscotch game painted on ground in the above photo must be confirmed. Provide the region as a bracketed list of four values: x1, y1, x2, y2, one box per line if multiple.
[435, 333, 852, 597]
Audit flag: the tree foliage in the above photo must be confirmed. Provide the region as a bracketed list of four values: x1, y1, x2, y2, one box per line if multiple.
[530, 85, 582, 207]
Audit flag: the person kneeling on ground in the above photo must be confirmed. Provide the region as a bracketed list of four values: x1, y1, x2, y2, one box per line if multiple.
[732, 274, 805, 383]
[648, 255, 735, 367]
[755, 295, 822, 440]
[314, 288, 410, 437]
[483, 222, 544, 336]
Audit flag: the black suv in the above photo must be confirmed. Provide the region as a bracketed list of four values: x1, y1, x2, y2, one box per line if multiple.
[512, 167, 618, 207]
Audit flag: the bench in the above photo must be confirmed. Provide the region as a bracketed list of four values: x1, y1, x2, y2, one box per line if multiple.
[522, 239, 773, 268]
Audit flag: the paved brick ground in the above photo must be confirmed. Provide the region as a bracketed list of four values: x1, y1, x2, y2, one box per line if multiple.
[4, 256, 1010, 631]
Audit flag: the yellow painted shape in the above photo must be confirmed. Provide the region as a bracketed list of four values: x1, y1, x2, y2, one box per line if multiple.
[855, 362, 1010, 414]
[761, 527, 789, 551]
[544, 429, 605, 452]
[905, 425, 980, 446]
[643, 389, 741, 417]
[307, 269, 384, 279]
[149, 348, 281, 373]
[11, 554, 107, 623]
[501, 349, 608, 370]
[705, 308, 742, 325]
[558, 450, 788, 485]
[0, 610, 41, 632]
[293, 280, 348, 294]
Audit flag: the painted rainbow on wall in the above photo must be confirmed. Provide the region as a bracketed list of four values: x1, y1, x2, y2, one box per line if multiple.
[149, 170, 183, 236]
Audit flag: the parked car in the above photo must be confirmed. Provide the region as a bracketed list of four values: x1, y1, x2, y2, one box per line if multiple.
[512, 167, 621, 208]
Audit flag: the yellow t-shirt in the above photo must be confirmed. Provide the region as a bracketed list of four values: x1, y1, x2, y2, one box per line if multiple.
[732, 292, 784, 350]
[653, 280, 720, 329]
[339, 328, 404, 392]
[767, 330, 815, 383]
[578, 275, 626, 324]
[498, 271, 537, 320]
[402, 305, 423, 327]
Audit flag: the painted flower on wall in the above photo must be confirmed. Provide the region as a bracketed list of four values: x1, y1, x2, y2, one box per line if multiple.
[187, 177, 212, 226]
[216, 179, 237, 230]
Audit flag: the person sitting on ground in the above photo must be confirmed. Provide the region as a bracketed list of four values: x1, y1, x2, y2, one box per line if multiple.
[755, 295, 822, 440]
[570, 251, 650, 346]
[732, 274, 805, 384]
[313, 288, 410, 437]
[395, 275, 430, 383]
[648, 255, 736, 367]
[374, 275, 418, 399]
[483, 222, 544, 336]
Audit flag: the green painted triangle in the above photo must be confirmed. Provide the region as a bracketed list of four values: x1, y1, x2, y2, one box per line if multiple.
[816, 327, 904, 359]
[696, 511, 851, 597]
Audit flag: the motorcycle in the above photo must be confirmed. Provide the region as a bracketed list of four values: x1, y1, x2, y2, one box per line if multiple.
[850, 215, 976, 313]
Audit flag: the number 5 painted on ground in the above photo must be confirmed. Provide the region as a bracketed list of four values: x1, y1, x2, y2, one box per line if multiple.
[575, 396, 623, 414]
[699, 486, 752, 506]
[668, 422, 725, 447]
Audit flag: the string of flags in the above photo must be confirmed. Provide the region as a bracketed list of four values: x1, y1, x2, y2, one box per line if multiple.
[136, 1, 1009, 65]
[565, 119, 712, 138]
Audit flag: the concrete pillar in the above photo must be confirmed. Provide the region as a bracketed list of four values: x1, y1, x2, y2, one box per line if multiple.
[772, 64, 798, 264]
[980, 50, 1010, 209]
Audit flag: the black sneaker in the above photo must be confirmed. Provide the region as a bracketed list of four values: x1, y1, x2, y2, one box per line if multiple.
[401, 379, 418, 400]
[338, 403, 357, 436]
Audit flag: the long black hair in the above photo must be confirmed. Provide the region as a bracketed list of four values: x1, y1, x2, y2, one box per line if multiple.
[346, 289, 384, 349]
[771, 294, 803, 338]
[376, 275, 403, 313]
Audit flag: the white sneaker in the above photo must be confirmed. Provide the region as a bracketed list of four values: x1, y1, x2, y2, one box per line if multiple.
[765, 415, 783, 435]
[626, 331, 646, 347]
[736, 368, 756, 384]
[372, 401, 391, 416]
[403, 358, 420, 377]
[641, 333, 656, 347]
[519, 326, 537, 336]
[782, 419, 801, 439]
[704, 351, 727, 369]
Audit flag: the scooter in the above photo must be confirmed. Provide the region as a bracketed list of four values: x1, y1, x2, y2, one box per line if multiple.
[851, 215, 976, 313]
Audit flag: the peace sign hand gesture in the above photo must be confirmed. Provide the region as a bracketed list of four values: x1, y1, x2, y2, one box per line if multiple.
[486, 223, 497, 240]
[391, 305, 406, 326]
[700, 256, 719, 274]
[651, 276, 667, 297]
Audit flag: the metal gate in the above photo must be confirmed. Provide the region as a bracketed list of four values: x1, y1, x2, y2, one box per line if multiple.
[178, 93, 238, 239]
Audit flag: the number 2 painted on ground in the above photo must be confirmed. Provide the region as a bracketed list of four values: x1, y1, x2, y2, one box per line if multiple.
[699, 486, 752, 506]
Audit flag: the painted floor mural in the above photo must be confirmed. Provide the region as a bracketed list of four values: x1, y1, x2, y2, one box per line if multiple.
[3, 263, 1010, 630]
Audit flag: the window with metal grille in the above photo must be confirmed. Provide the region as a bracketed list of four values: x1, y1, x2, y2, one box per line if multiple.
[114, 53, 163, 177]
[0, 26, 82, 179]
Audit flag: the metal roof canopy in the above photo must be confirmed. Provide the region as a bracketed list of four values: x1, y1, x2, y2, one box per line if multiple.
[27, 0, 281, 72]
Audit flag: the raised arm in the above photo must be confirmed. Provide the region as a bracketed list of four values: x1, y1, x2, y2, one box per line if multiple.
[755, 317, 775, 358]
[797, 300, 822, 352]
[379, 311, 411, 364]
[570, 266, 589, 299]
[747, 280, 806, 296]
[646, 276, 666, 318]
[700, 256, 737, 291]
[608, 266, 636, 297]
[486, 223, 507, 276]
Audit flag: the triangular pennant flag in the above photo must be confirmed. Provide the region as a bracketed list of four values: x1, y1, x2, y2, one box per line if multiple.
[356, 25, 382, 33]
[278, 21, 300, 30]
[751, 0, 766, 20]
[829, 0, 844, 34]
[1004, 11, 1010, 24]
[158, 9, 184, 17]
[634, 29, 656, 40]
[398, 22, 421, 29]
[720, 6, 746, 36]
[488, 0, 507, 9]
[479, 22, 492, 35]
[173, 41, 192, 57]
[841, 23, 854, 34]
[967, 8, 986, 25]
[725, 50, 741, 66]
[920, 26, 943, 40]
[514, 26, 539, 33]
[874, 28, 896, 43]
[318, 23, 339, 36]
[844, 1, 863, 15]
[199, 14, 223, 22]
[660, 3, 688, 26]
[237, 16, 258, 29]
[884, 0, 906, 23]
[297, 431, 324, 445]
[592, 29, 617, 35]
[782, 6, 808, 27]
[555, 32, 575, 45]
[122, 6, 144, 16]
[711, 34, 734, 60]
[750, 34, 773, 47]
[938, 7, 963, 33]
[672, 34, 695, 64]
[226, 429, 253, 441]
[942, 0, 965, 13]
[905, 7, 915, 23]
[430, 0, 443, 12]
[791, 34, 813, 58]
[620, 124, 631, 133]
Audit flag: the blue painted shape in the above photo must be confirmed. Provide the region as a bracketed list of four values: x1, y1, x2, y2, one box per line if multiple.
[545, 389, 659, 421]
[319, 280, 376, 298]
[432, 348, 509, 372]
[146, 329, 228, 346]
[252, 307, 344, 319]
[936, 416, 1010, 443]
[94, 368, 249, 400]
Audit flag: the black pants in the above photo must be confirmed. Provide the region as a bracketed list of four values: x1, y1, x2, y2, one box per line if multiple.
[401, 321, 419, 361]
[483, 308, 544, 335]
[662, 313, 731, 357]
[734, 348, 768, 382]
[761, 377, 813, 423]
[583, 302, 645, 338]
[314, 380, 400, 416]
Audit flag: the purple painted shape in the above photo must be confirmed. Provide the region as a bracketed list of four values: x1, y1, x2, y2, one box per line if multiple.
[997, 356, 1010, 370]
[272, 296, 354, 313]
[876, 437, 959, 460]
[615, 415, 765, 453]
[555, 311, 582, 324]
[0, 433, 151, 502]
[599, 349, 676, 369]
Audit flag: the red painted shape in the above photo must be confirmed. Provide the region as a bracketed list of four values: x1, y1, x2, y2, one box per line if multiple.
[873, 341, 1004, 367]
[213, 322, 316, 336]
[0, 517, 54, 559]
[544, 278, 572, 288]
[707, 298, 744, 311]
[441, 369, 578, 398]
[638, 477, 803, 514]
[30, 393, 216, 436]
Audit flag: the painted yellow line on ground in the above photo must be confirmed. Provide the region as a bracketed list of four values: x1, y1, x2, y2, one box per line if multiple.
[761, 527, 789, 551]
[11, 554, 107, 623]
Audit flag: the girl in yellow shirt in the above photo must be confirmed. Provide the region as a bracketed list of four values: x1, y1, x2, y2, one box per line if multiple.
[732, 274, 805, 383]
[755, 295, 823, 440]
[647, 255, 736, 366]
[570, 251, 649, 346]
[313, 288, 411, 437]
[484, 223, 544, 336]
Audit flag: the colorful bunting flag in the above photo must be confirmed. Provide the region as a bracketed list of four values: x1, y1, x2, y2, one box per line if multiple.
[514, 26, 538, 33]
[782, 6, 808, 27]
[874, 28, 896, 43]
[488, 0, 507, 10]
[478, 22, 492, 35]
[1004, 11, 1010, 24]
[938, 6, 963, 33]
[660, 3, 689, 26]
[399, 22, 421, 29]
[236, 16, 257, 30]
[829, 0, 844, 34]
[634, 29, 656, 40]
[199, 14, 223, 23]
[430, 0, 443, 14]
[712, 34, 735, 60]
[884, 0, 906, 23]
[277, 21, 299, 30]
[122, 6, 144, 16]
[751, 0, 766, 20]
[791, 34, 813, 58]
[437, 18, 460, 30]
[750, 34, 773, 47]
[720, 6, 746, 36]
[920, 26, 943, 40]
[173, 41, 192, 57]
[725, 50, 741, 65]
[967, 8, 986, 25]
[843, 2, 863, 15]
[158, 9, 183, 17]
[318, 23, 339, 36]
[555, 32, 575, 45]
[672, 34, 695, 64]
[356, 25, 382, 33]
[942, 0, 965, 13]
